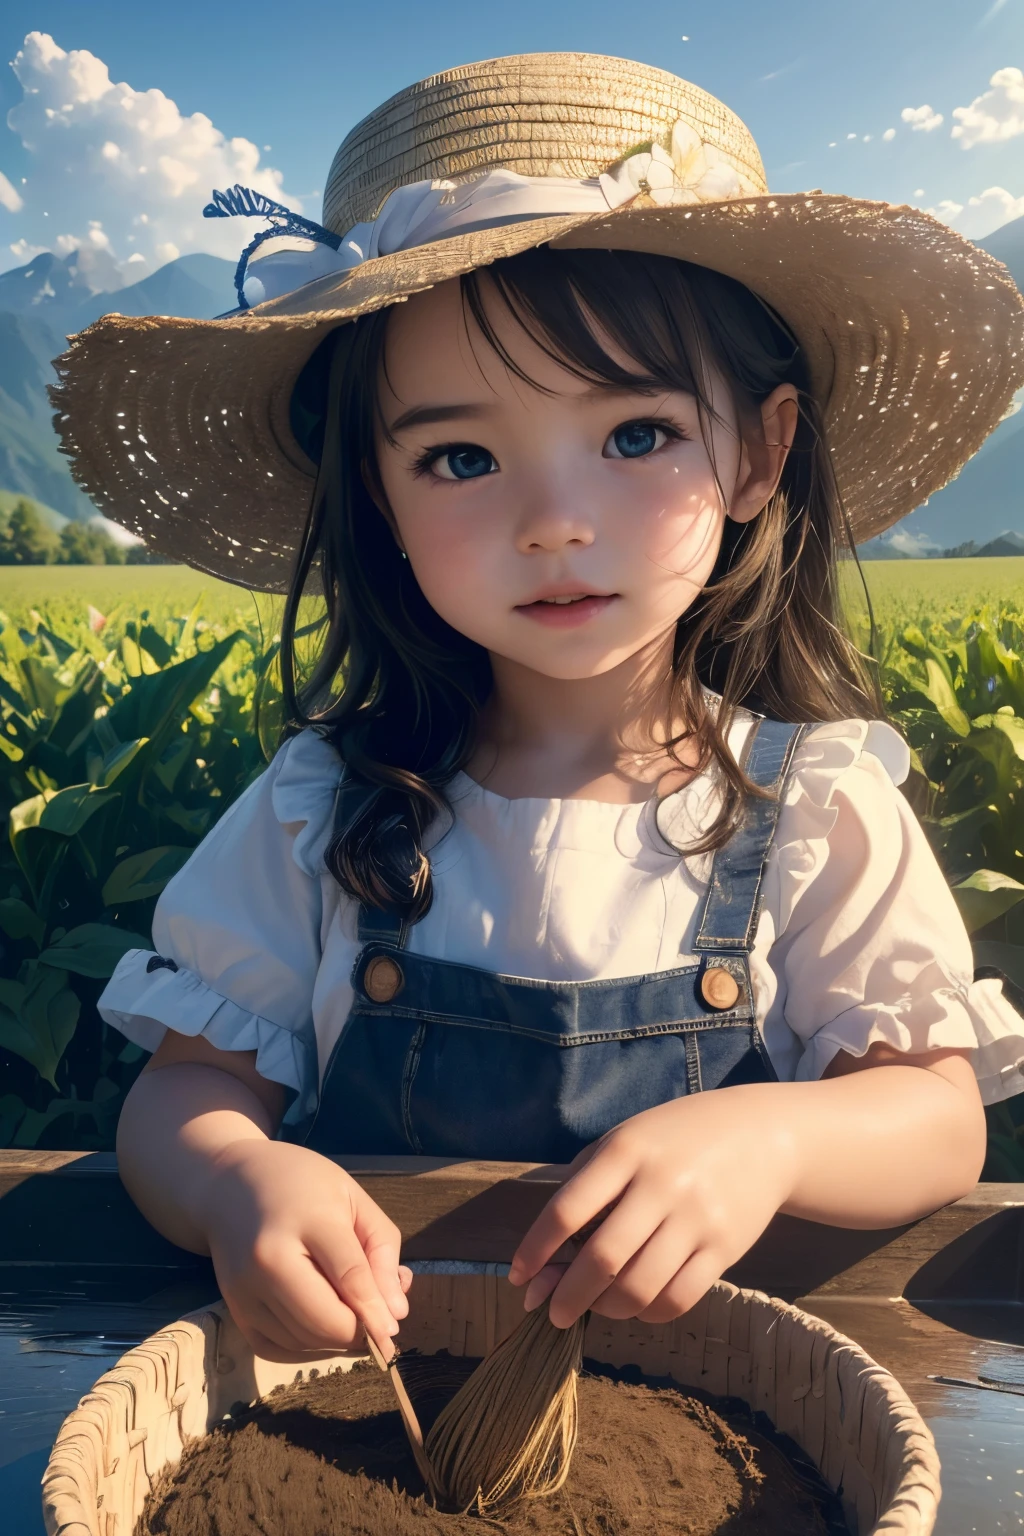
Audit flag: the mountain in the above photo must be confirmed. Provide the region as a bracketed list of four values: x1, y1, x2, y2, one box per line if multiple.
[979, 215, 1024, 290]
[0, 310, 96, 520]
[859, 396, 1023, 557]
[975, 530, 1024, 557]
[0, 249, 236, 334]
[0, 252, 235, 522]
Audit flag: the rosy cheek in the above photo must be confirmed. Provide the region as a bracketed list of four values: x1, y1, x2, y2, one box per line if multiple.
[406, 515, 487, 605]
[642, 481, 723, 576]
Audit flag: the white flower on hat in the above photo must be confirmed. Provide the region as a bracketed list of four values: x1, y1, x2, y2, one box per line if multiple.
[599, 117, 745, 210]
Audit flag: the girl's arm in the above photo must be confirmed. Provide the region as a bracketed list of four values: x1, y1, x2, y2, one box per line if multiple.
[117, 1031, 410, 1358]
[510, 1044, 986, 1329]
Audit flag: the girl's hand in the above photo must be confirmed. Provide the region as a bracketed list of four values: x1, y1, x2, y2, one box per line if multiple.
[199, 1138, 412, 1361]
[508, 1088, 796, 1329]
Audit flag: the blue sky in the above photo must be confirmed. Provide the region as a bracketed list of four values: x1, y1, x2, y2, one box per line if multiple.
[0, 0, 1021, 280]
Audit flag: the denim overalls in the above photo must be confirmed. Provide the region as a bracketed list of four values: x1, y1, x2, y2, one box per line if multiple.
[305, 718, 806, 1162]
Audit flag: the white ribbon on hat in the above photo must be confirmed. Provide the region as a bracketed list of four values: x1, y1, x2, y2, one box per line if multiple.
[240, 121, 755, 308]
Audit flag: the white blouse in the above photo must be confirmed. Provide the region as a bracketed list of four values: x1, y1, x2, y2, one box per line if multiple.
[99, 716, 1024, 1125]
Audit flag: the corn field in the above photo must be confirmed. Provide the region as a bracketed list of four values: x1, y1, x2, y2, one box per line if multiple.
[1, 565, 1023, 1176]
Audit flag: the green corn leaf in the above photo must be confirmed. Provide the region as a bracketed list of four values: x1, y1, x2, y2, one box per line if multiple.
[88, 736, 149, 788]
[9, 792, 47, 841]
[138, 624, 175, 667]
[0, 670, 27, 713]
[921, 660, 971, 737]
[102, 844, 192, 905]
[0, 964, 79, 1088]
[18, 655, 60, 716]
[38, 922, 149, 977]
[45, 660, 105, 755]
[0, 897, 44, 948]
[33, 623, 76, 665]
[106, 631, 244, 748]
[973, 711, 1024, 760]
[953, 870, 1024, 934]
[37, 783, 119, 837]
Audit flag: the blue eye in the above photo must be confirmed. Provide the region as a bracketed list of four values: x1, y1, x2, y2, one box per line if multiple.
[608, 422, 664, 458]
[434, 445, 495, 480]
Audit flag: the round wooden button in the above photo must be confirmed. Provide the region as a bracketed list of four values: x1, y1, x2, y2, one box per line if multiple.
[364, 955, 404, 1004]
[701, 967, 740, 1011]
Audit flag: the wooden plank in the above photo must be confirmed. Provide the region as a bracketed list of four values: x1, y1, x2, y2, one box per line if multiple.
[1, 1152, 1021, 1300]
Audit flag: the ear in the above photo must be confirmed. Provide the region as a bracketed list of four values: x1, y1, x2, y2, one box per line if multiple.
[360, 456, 407, 553]
[726, 384, 800, 526]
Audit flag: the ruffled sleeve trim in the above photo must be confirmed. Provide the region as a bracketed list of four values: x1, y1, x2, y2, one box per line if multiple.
[99, 949, 318, 1125]
[770, 719, 910, 933]
[746, 716, 1024, 1099]
[269, 730, 344, 877]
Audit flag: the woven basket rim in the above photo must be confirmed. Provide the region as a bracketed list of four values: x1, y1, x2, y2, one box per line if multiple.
[41, 1279, 941, 1536]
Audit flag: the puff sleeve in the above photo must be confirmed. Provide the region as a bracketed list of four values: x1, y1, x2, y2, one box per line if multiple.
[751, 720, 1024, 1104]
[98, 732, 343, 1125]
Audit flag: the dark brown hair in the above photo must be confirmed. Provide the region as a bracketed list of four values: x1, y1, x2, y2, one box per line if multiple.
[281, 246, 880, 921]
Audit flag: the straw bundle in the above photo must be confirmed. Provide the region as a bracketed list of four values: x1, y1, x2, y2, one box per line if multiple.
[420, 1302, 586, 1515]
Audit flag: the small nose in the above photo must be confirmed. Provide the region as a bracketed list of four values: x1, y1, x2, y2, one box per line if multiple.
[514, 497, 596, 555]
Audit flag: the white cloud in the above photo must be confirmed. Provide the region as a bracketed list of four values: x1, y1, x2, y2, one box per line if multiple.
[8, 237, 46, 263]
[883, 127, 896, 141]
[967, 185, 1024, 231]
[952, 67, 1024, 148]
[0, 171, 24, 213]
[901, 104, 944, 132]
[0, 31, 301, 283]
[926, 185, 1024, 238]
[887, 528, 940, 557]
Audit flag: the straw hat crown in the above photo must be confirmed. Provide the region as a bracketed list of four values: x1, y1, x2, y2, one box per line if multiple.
[323, 54, 767, 235]
[48, 51, 1024, 590]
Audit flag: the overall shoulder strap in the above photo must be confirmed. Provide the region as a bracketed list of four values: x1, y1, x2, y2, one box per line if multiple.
[693, 717, 809, 954]
[357, 904, 411, 947]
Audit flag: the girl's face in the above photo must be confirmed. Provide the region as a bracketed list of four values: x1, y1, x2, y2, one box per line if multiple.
[373, 278, 795, 683]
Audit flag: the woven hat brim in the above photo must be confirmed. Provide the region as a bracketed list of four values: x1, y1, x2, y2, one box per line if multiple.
[51, 192, 1024, 592]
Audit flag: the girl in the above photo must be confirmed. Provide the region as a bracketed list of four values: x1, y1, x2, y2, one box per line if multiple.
[62, 53, 1024, 1363]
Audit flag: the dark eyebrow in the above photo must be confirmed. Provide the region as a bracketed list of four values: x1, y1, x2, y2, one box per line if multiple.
[387, 402, 491, 434]
[387, 383, 679, 436]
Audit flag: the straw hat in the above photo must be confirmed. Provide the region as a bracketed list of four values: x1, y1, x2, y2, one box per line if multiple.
[50, 52, 1024, 591]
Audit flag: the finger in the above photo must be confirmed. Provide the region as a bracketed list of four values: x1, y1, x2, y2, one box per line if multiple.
[510, 1147, 638, 1284]
[308, 1223, 402, 1343]
[638, 1248, 722, 1325]
[399, 1265, 414, 1294]
[244, 1320, 348, 1365]
[545, 1187, 664, 1329]
[588, 1220, 695, 1320]
[257, 1254, 365, 1351]
[353, 1202, 409, 1321]
[229, 1291, 330, 1360]
[523, 1264, 567, 1313]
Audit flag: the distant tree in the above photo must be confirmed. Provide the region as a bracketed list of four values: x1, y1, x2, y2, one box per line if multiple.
[0, 498, 61, 564]
[58, 521, 126, 565]
[125, 541, 172, 564]
[942, 540, 979, 559]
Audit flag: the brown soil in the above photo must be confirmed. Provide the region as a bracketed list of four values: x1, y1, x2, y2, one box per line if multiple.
[139, 1356, 840, 1536]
